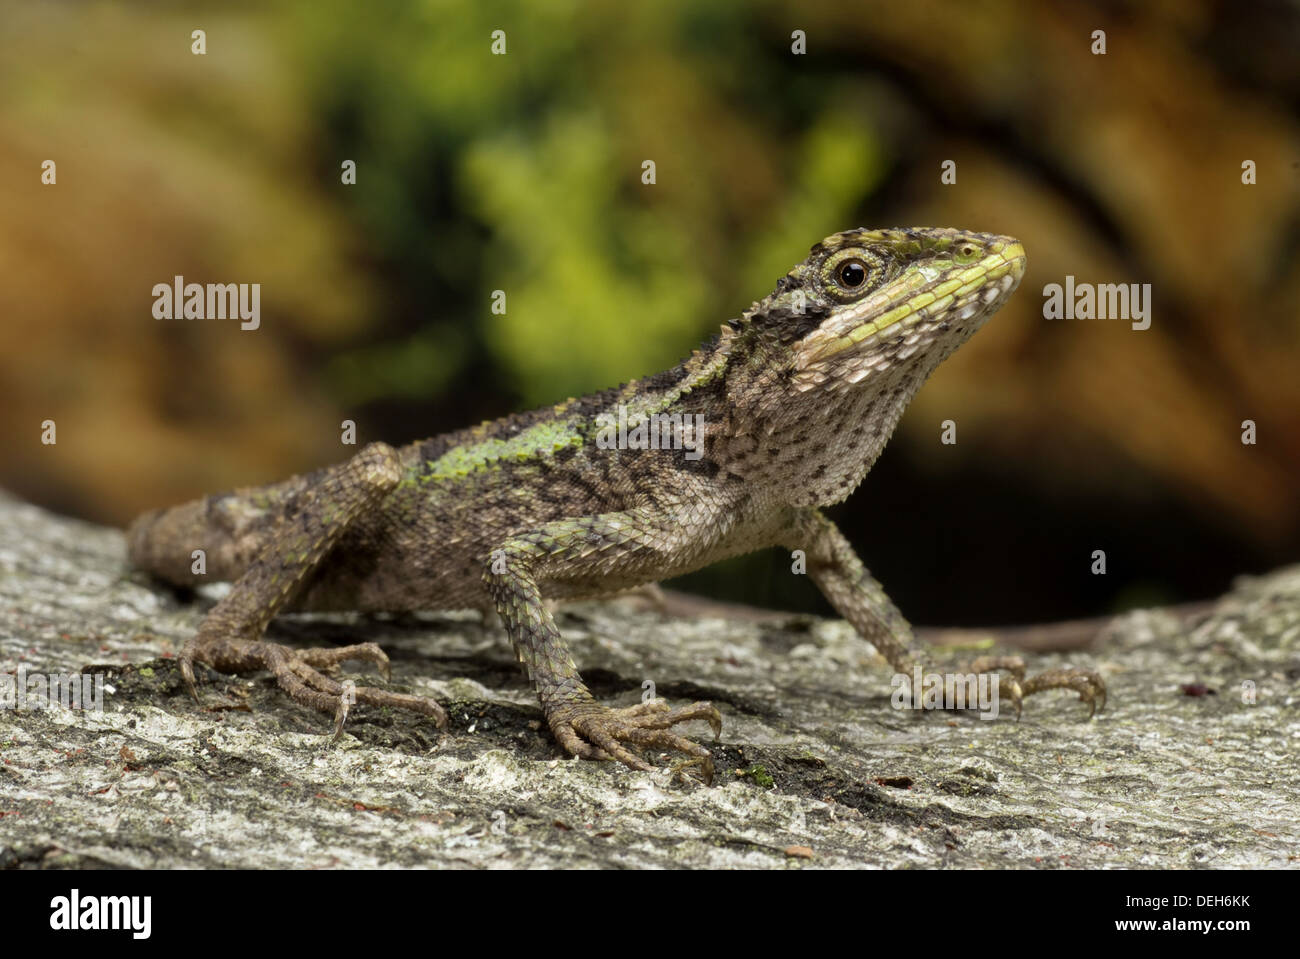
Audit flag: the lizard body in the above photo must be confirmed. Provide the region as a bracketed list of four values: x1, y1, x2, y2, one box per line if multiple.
[128, 227, 1104, 780]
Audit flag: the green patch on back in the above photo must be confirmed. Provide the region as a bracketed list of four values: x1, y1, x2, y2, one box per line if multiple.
[420, 417, 584, 481]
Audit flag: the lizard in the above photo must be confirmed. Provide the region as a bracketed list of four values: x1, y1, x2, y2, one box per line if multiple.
[127, 226, 1105, 783]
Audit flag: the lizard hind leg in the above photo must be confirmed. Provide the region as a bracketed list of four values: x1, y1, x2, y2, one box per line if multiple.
[177, 442, 447, 732]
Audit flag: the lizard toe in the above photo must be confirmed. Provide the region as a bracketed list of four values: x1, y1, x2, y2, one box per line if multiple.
[549, 700, 719, 781]
[1022, 666, 1107, 718]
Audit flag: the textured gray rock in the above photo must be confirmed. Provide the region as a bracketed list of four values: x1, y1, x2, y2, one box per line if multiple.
[1, 491, 1296, 869]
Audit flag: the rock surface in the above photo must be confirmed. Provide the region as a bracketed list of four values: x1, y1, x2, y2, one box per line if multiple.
[1, 491, 1296, 869]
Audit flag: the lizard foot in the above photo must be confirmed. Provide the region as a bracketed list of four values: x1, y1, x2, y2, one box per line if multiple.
[546, 699, 722, 784]
[180, 638, 448, 736]
[968, 655, 1106, 719]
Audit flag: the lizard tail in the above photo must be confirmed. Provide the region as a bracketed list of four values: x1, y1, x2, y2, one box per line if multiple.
[125, 499, 212, 585]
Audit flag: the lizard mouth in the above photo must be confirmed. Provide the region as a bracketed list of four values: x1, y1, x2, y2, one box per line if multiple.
[796, 238, 1027, 371]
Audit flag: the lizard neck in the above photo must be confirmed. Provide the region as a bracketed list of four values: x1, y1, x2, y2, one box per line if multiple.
[608, 321, 944, 510]
[708, 339, 943, 508]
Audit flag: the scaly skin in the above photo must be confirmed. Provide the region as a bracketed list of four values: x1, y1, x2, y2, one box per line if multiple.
[128, 227, 1105, 781]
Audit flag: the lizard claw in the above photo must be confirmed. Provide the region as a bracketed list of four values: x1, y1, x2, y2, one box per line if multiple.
[546, 699, 722, 784]
[281, 647, 448, 733]
[1004, 676, 1024, 721]
[1023, 666, 1107, 718]
[969, 655, 1024, 720]
[180, 638, 446, 733]
[330, 696, 351, 743]
[969, 656, 1105, 719]
[178, 649, 202, 705]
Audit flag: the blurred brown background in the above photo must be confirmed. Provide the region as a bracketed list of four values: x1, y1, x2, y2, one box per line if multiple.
[2, 0, 1298, 623]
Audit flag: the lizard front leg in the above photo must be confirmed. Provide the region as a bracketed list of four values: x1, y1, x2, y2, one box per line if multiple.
[484, 508, 722, 780]
[179, 442, 447, 733]
[784, 508, 1105, 718]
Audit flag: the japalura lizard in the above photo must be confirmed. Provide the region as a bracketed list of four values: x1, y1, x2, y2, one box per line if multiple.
[128, 227, 1105, 782]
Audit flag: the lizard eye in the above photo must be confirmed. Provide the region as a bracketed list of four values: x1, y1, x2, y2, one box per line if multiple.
[837, 259, 868, 289]
[822, 249, 883, 300]
[821, 246, 883, 298]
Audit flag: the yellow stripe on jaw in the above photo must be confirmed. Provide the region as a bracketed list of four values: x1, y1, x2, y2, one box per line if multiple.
[809, 243, 1025, 362]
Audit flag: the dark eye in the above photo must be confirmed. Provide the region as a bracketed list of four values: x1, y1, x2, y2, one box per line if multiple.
[837, 259, 868, 289]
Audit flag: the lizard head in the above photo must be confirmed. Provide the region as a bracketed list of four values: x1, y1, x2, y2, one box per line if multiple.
[749, 227, 1025, 394]
[722, 227, 1025, 417]
[713, 227, 1026, 501]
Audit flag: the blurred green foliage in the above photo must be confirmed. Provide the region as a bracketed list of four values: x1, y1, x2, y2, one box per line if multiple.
[278, 0, 890, 406]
